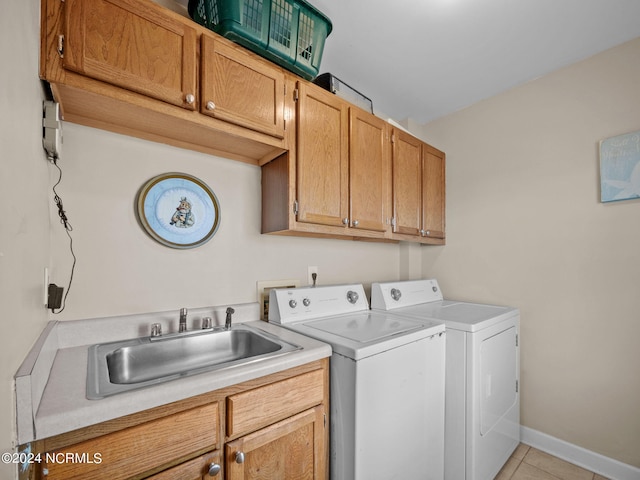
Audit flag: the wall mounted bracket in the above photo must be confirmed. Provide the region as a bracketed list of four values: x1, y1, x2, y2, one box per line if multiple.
[42, 100, 62, 161]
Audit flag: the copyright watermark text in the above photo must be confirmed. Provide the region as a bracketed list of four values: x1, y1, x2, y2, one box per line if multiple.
[2, 451, 103, 465]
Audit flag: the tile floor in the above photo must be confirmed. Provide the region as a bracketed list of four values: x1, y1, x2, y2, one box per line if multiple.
[495, 444, 609, 480]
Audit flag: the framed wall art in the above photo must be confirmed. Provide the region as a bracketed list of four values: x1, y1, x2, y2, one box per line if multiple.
[136, 173, 221, 249]
[599, 130, 640, 203]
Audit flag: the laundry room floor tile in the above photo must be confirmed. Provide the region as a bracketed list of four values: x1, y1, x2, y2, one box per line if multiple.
[495, 443, 608, 480]
[522, 448, 594, 480]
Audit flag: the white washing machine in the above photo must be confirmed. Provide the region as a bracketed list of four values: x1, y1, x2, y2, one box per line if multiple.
[270, 284, 446, 480]
[371, 279, 520, 480]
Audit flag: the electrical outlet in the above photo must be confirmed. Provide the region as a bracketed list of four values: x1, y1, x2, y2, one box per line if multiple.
[307, 266, 318, 286]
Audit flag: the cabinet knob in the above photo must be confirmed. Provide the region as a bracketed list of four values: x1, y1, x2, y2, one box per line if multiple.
[425, 230, 431, 236]
[185, 93, 195, 104]
[208, 462, 221, 476]
[419, 229, 426, 236]
[206, 101, 216, 111]
[235, 451, 245, 464]
[342, 218, 349, 225]
[352, 220, 359, 227]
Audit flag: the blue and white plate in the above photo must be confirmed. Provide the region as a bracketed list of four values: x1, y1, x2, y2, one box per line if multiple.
[137, 173, 220, 249]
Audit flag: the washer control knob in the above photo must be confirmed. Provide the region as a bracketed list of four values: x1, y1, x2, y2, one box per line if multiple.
[303, 298, 311, 307]
[390, 288, 402, 301]
[346, 290, 359, 304]
[289, 299, 297, 308]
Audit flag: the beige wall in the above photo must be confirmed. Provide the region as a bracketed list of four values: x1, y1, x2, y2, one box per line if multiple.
[421, 38, 640, 467]
[49, 123, 401, 321]
[0, 1, 51, 478]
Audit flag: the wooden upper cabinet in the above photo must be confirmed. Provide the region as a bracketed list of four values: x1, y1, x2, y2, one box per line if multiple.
[422, 148, 446, 239]
[391, 129, 446, 243]
[201, 35, 285, 138]
[63, 0, 198, 109]
[392, 130, 423, 236]
[295, 83, 349, 228]
[349, 108, 390, 233]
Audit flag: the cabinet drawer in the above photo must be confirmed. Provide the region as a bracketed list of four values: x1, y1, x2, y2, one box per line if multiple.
[42, 403, 219, 480]
[227, 370, 324, 438]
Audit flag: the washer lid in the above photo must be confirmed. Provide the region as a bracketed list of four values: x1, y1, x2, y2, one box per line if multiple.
[282, 310, 444, 360]
[307, 312, 427, 342]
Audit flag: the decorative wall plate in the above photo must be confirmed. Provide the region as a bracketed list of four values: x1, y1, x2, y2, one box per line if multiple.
[136, 173, 220, 249]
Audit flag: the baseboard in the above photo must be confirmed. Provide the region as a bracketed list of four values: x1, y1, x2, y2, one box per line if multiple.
[520, 426, 640, 480]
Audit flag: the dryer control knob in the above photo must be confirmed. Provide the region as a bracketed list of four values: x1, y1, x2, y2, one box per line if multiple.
[303, 298, 311, 307]
[346, 291, 359, 304]
[390, 288, 402, 301]
[289, 299, 297, 308]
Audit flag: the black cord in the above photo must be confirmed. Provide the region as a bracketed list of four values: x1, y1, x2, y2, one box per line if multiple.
[50, 156, 76, 314]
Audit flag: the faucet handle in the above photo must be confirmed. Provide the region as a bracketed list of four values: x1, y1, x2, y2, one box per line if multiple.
[202, 317, 213, 329]
[179, 307, 188, 332]
[151, 323, 162, 337]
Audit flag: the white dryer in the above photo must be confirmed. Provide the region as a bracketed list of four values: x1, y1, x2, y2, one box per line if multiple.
[371, 279, 520, 480]
[270, 284, 446, 480]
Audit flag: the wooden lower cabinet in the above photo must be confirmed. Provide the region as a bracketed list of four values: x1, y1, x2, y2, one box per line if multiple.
[31, 360, 328, 480]
[146, 451, 222, 480]
[225, 406, 325, 480]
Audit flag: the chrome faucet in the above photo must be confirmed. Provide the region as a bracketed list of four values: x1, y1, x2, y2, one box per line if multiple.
[179, 307, 188, 332]
[225, 307, 235, 330]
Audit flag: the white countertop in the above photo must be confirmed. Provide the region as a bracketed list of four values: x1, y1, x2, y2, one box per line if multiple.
[15, 303, 331, 444]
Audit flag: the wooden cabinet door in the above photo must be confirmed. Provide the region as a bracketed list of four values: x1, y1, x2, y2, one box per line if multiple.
[226, 406, 326, 480]
[63, 0, 197, 109]
[349, 108, 390, 233]
[296, 83, 349, 228]
[422, 149, 446, 239]
[201, 35, 285, 138]
[146, 451, 222, 480]
[392, 129, 423, 237]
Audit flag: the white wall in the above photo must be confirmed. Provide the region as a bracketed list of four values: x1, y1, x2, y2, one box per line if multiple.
[50, 123, 401, 321]
[0, 1, 51, 478]
[421, 38, 640, 467]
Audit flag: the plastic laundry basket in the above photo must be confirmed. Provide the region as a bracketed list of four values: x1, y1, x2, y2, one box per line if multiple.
[189, 0, 332, 80]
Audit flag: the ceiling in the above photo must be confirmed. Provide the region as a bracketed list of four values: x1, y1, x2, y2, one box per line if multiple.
[305, 0, 640, 123]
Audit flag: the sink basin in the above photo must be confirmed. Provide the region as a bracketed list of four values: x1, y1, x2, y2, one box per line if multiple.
[87, 324, 300, 399]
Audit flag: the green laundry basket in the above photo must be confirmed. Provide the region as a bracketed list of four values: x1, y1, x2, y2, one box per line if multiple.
[189, 0, 332, 80]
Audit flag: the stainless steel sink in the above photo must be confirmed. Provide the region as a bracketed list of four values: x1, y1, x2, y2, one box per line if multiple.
[87, 324, 300, 399]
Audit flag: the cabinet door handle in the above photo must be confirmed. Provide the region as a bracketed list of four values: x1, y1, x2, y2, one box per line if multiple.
[185, 93, 195, 104]
[235, 451, 245, 464]
[419, 229, 426, 236]
[352, 220, 359, 227]
[206, 101, 216, 111]
[208, 462, 221, 476]
[342, 218, 349, 225]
